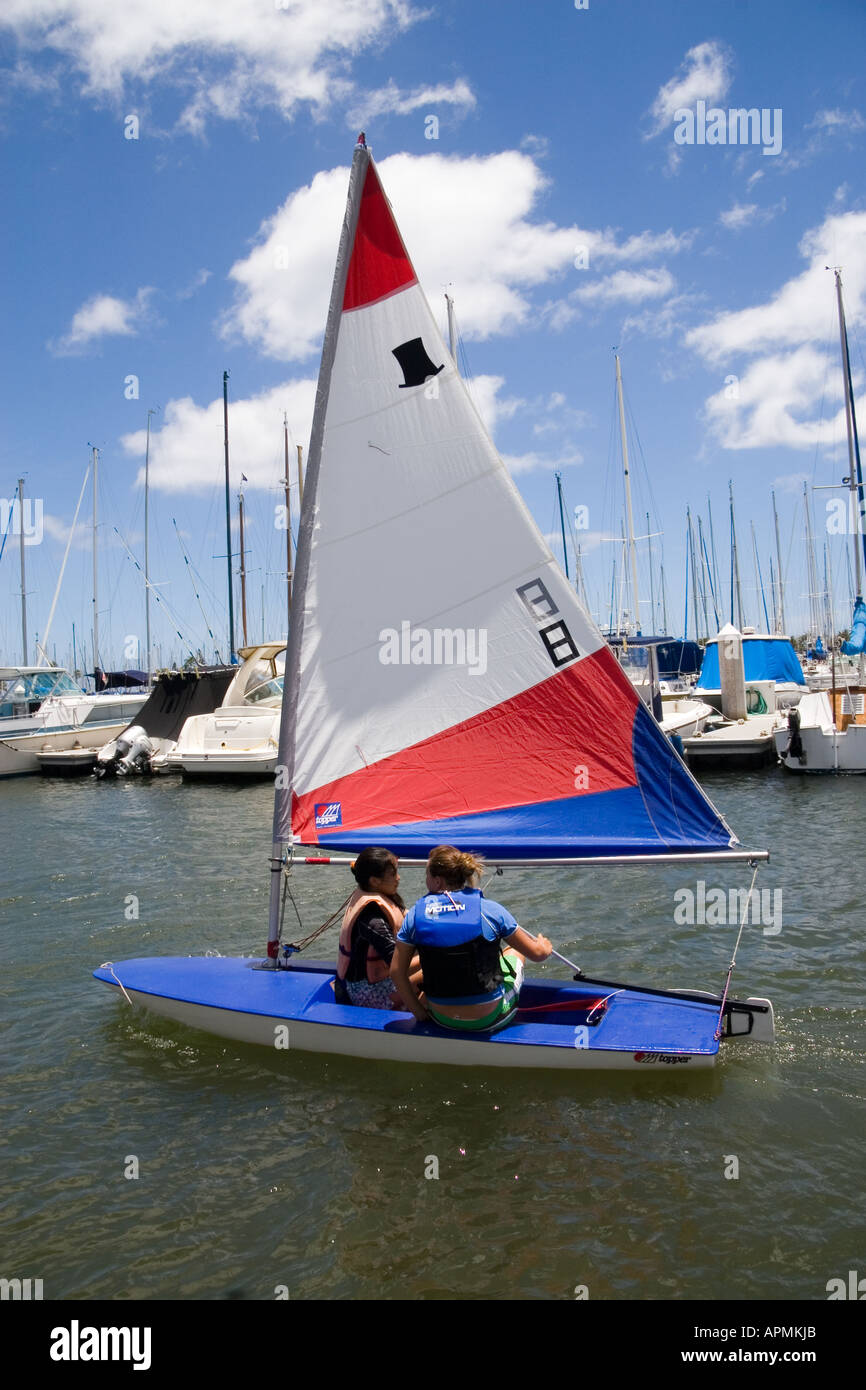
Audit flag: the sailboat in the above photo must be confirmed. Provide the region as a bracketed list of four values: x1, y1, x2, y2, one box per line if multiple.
[776, 269, 866, 774]
[94, 137, 774, 1070]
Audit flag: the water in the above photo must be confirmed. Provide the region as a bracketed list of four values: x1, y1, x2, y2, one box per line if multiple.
[1, 770, 863, 1300]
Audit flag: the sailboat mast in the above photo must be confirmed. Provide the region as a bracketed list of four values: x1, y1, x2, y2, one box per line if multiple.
[91, 446, 99, 677]
[707, 492, 721, 615]
[267, 136, 370, 955]
[445, 292, 457, 364]
[615, 354, 641, 633]
[772, 489, 786, 633]
[687, 507, 700, 642]
[283, 415, 293, 626]
[555, 471, 570, 580]
[751, 520, 770, 632]
[18, 478, 27, 663]
[803, 481, 819, 644]
[832, 268, 865, 595]
[647, 512, 656, 632]
[729, 480, 743, 628]
[223, 371, 236, 661]
[238, 483, 249, 647]
[144, 407, 156, 680]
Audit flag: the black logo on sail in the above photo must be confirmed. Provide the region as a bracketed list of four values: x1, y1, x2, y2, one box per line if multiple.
[392, 337, 444, 388]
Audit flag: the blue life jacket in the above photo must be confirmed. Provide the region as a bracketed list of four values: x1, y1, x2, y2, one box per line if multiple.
[408, 890, 505, 1001]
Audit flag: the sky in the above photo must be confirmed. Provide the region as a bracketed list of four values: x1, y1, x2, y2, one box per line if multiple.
[1, 0, 865, 672]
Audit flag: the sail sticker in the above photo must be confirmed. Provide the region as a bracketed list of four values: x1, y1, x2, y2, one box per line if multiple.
[517, 578, 581, 669]
[538, 620, 580, 668]
[315, 802, 343, 828]
[392, 337, 444, 389]
[516, 577, 558, 621]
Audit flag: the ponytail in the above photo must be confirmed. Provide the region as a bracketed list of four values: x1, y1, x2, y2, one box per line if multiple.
[427, 844, 485, 888]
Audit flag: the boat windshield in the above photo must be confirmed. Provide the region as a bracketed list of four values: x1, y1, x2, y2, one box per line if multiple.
[244, 675, 284, 707]
[0, 670, 81, 718]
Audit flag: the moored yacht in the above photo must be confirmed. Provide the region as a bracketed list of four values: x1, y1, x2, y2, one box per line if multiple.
[163, 643, 285, 778]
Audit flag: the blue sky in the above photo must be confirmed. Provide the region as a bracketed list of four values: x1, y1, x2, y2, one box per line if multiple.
[1, 0, 865, 670]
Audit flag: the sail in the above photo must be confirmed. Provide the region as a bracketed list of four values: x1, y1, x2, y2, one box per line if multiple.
[273, 144, 737, 861]
[841, 598, 866, 655]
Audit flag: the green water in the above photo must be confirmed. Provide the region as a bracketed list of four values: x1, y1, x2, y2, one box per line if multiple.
[1, 771, 863, 1300]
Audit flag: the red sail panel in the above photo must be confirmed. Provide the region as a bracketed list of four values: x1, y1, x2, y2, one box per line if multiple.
[293, 647, 640, 843]
[342, 161, 417, 312]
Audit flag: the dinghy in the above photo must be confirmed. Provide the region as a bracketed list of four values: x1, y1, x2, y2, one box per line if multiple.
[95, 136, 774, 1071]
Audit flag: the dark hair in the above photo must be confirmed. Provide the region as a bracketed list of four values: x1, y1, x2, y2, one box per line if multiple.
[351, 847, 404, 908]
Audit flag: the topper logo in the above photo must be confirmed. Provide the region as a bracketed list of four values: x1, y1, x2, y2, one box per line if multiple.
[634, 1052, 690, 1064]
[314, 803, 342, 828]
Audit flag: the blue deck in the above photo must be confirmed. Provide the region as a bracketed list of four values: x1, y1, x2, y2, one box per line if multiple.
[93, 957, 721, 1056]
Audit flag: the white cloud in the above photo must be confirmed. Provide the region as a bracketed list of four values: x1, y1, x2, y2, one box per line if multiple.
[346, 78, 475, 126]
[645, 40, 733, 139]
[806, 108, 865, 133]
[688, 209, 866, 451]
[120, 379, 316, 493]
[719, 199, 785, 231]
[176, 268, 212, 300]
[222, 149, 695, 360]
[222, 151, 586, 358]
[719, 202, 758, 231]
[49, 288, 153, 354]
[575, 268, 676, 305]
[503, 449, 583, 476]
[463, 375, 524, 437]
[702, 345, 849, 450]
[687, 210, 866, 363]
[0, 0, 417, 131]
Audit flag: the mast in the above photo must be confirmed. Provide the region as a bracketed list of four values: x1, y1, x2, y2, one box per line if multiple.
[238, 481, 249, 647]
[804, 481, 819, 645]
[729, 480, 743, 628]
[697, 514, 710, 636]
[707, 492, 721, 616]
[831, 267, 865, 595]
[772, 489, 786, 633]
[223, 371, 236, 661]
[687, 507, 700, 642]
[751, 520, 770, 632]
[555, 471, 570, 580]
[18, 478, 27, 663]
[144, 407, 156, 680]
[647, 512, 656, 632]
[267, 135, 370, 956]
[91, 446, 99, 678]
[445, 292, 457, 364]
[614, 354, 641, 633]
[660, 561, 668, 635]
[283, 414, 293, 627]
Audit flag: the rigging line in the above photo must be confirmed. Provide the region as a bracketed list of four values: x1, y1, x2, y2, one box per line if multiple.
[714, 862, 760, 1041]
[172, 518, 221, 658]
[111, 525, 198, 658]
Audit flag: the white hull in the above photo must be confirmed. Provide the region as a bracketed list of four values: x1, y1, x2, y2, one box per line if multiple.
[111, 983, 716, 1070]
[775, 691, 866, 772]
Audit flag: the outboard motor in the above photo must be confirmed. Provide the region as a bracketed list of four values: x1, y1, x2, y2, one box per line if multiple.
[93, 726, 154, 777]
[115, 725, 154, 774]
[782, 707, 804, 763]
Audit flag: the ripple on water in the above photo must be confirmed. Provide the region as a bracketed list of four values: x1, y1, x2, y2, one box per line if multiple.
[0, 771, 864, 1298]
